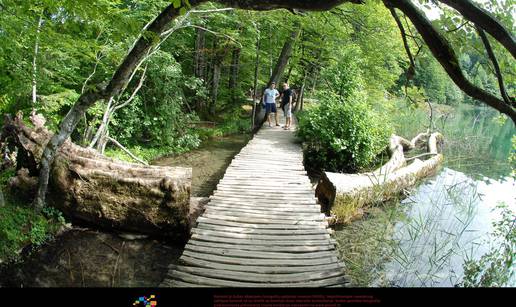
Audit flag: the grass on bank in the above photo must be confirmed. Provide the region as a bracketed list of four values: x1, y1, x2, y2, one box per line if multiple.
[0, 168, 65, 264]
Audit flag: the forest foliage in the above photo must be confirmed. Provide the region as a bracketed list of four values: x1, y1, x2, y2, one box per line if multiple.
[1, 0, 513, 163]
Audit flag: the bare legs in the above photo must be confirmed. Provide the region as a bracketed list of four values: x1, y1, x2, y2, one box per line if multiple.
[267, 111, 279, 127]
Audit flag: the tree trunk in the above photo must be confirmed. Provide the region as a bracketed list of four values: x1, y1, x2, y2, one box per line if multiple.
[210, 58, 222, 116]
[32, 15, 43, 106]
[251, 36, 261, 131]
[194, 26, 206, 80]
[3, 114, 192, 241]
[315, 132, 443, 224]
[267, 27, 301, 86]
[294, 72, 307, 112]
[299, 85, 305, 111]
[253, 26, 301, 130]
[229, 47, 241, 104]
[308, 68, 321, 95]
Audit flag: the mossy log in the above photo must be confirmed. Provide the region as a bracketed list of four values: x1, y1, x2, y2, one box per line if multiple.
[2, 113, 192, 241]
[316, 132, 444, 224]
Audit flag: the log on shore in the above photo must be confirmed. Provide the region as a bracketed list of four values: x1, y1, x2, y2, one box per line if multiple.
[2, 113, 192, 241]
[315, 132, 444, 224]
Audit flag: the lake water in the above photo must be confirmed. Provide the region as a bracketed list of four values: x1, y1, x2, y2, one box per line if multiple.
[385, 168, 515, 287]
[335, 104, 515, 287]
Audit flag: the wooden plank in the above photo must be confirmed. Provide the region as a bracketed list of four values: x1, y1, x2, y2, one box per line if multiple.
[216, 183, 311, 189]
[170, 265, 346, 284]
[212, 190, 315, 196]
[236, 153, 301, 156]
[208, 199, 319, 207]
[230, 158, 300, 162]
[196, 223, 328, 235]
[215, 184, 313, 190]
[222, 174, 307, 179]
[226, 160, 304, 165]
[217, 178, 310, 183]
[209, 195, 317, 203]
[184, 244, 335, 260]
[234, 153, 302, 158]
[227, 167, 305, 172]
[224, 168, 304, 172]
[221, 176, 308, 182]
[191, 228, 330, 241]
[226, 163, 304, 168]
[206, 203, 320, 211]
[197, 223, 333, 236]
[212, 190, 316, 197]
[224, 173, 304, 176]
[202, 208, 324, 221]
[206, 205, 324, 221]
[188, 239, 335, 253]
[229, 163, 304, 168]
[181, 250, 339, 267]
[212, 192, 316, 199]
[190, 233, 333, 247]
[204, 206, 321, 217]
[207, 199, 317, 207]
[168, 269, 347, 287]
[217, 180, 311, 186]
[201, 213, 327, 226]
[220, 177, 309, 183]
[205, 202, 321, 213]
[196, 216, 326, 230]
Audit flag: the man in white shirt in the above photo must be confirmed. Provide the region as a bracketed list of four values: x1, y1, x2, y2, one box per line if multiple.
[263, 82, 280, 127]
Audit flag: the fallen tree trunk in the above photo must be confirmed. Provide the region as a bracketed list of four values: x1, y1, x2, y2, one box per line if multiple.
[316, 132, 444, 224]
[2, 113, 192, 241]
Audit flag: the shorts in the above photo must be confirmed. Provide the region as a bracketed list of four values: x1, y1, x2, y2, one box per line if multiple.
[265, 103, 277, 113]
[283, 103, 292, 117]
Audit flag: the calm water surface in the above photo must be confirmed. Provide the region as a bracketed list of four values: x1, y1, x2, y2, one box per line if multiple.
[336, 105, 515, 287]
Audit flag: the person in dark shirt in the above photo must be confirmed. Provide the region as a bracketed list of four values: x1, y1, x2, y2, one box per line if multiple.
[280, 82, 293, 130]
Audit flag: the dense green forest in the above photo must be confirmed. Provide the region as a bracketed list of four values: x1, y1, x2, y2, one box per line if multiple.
[0, 0, 514, 288]
[1, 1, 513, 159]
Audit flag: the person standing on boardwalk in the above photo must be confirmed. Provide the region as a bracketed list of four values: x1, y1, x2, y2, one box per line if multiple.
[280, 82, 293, 130]
[263, 82, 280, 127]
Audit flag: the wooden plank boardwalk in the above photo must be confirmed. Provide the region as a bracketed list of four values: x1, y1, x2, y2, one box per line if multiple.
[161, 116, 348, 287]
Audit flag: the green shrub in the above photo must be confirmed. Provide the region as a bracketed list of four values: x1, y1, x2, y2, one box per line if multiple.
[460, 203, 515, 287]
[297, 92, 392, 173]
[109, 51, 203, 149]
[0, 200, 62, 261]
[0, 168, 65, 262]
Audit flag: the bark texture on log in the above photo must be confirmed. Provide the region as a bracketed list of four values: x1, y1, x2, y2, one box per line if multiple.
[2, 114, 192, 241]
[316, 132, 444, 224]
